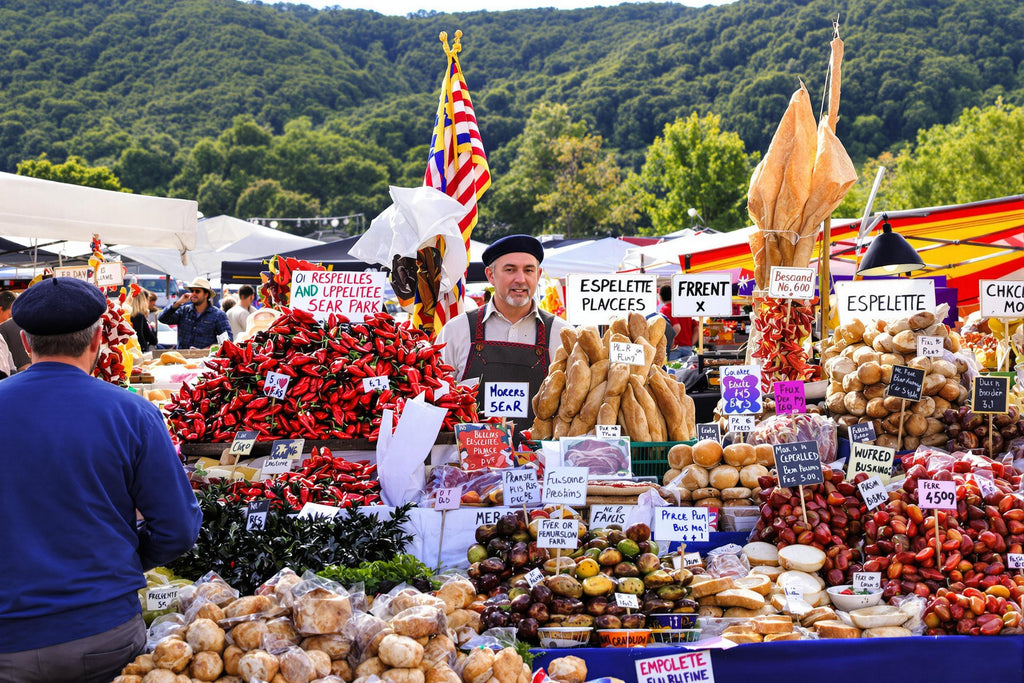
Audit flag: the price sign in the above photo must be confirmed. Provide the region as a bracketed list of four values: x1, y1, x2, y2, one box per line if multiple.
[768, 266, 816, 299]
[853, 572, 882, 593]
[728, 415, 756, 433]
[857, 476, 889, 511]
[1008, 554, 1024, 570]
[537, 518, 579, 549]
[542, 467, 588, 506]
[95, 262, 124, 287]
[263, 371, 290, 399]
[848, 442, 896, 485]
[683, 552, 702, 567]
[261, 439, 304, 477]
[848, 422, 877, 444]
[525, 568, 544, 588]
[671, 273, 733, 317]
[297, 502, 342, 519]
[721, 365, 762, 414]
[654, 507, 710, 543]
[434, 486, 463, 511]
[229, 430, 259, 458]
[774, 441, 824, 488]
[484, 382, 529, 418]
[980, 279, 1024, 317]
[697, 423, 721, 443]
[503, 469, 541, 507]
[590, 504, 633, 528]
[974, 474, 997, 499]
[773, 381, 806, 415]
[972, 375, 1010, 414]
[919, 479, 957, 510]
[245, 499, 270, 531]
[54, 266, 90, 281]
[596, 424, 621, 438]
[887, 365, 925, 401]
[610, 342, 645, 366]
[615, 592, 640, 609]
[146, 585, 180, 611]
[362, 376, 389, 392]
[917, 335, 945, 357]
[636, 651, 715, 683]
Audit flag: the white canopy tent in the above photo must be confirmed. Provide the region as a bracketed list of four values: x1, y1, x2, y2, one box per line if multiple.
[113, 215, 322, 281]
[619, 227, 758, 275]
[540, 238, 640, 278]
[0, 172, 198, 254]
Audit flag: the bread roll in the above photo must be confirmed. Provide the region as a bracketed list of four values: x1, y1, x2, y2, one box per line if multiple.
[723, 443, 756, 467]
[678, 464, 710, 490]
[692, 439, 723, 468]
[668, 443, 693, 469]
[740, 464, 769, 488]
[709, 465, 740, 489]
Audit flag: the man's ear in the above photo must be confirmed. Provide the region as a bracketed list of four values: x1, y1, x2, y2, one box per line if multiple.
[90, 326, 103, 353]
[484, 266, 495, 285]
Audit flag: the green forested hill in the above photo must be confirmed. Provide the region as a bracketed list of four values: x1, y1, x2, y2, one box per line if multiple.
[0, 0, 1020, 230]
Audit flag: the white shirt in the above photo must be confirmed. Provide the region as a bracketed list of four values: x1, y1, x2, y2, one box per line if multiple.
[0, 333, 14, 377]
[227, 304, 253, 337]
[437, 301, 570, 381]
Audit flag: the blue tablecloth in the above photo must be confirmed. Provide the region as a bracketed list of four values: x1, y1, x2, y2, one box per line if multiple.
[533, 636, 1024, 683]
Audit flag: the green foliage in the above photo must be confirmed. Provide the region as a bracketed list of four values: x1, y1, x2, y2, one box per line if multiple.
[634, 112, 754, 234]
[16, 155, 128, 191]
[318, 554, 434, 595]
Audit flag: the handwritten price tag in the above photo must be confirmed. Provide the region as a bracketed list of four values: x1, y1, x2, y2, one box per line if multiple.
[615, 592, 640, 609]
[610, 341, 645, 365]
[362, 376, 389, 392]
[229, 430, 258, 457]
[1008, 554, 1024, 570]
[245, 500, 270, 531]
[525, 568, 544, 588]
[683, 552, 702, 567]
[146, 586, 180, 611]
[919, 479, 957, 510]
[848, 422, 877, 443]
[917, 335, 945, 357]
[434, 486, 462, 511]
[773, 381, 806, 415]
[263, 371, 290, 399]
[853, 572, 882, 592]
[596, 424, 621, 438]
[857, 476, 889, 511]
[728, 414, 755, 433]
[697, 423, 721, 442]
[975, 474, 997, 499]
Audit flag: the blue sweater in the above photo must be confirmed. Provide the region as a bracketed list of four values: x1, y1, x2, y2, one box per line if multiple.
[0, 363, 202, 652]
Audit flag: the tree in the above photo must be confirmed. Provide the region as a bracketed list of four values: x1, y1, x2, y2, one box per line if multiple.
[16, 155, 128, 191]
[633, 112, 753, 234]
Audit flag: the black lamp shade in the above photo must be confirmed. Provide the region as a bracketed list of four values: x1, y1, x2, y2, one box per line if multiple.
[857, 220, 924, 276]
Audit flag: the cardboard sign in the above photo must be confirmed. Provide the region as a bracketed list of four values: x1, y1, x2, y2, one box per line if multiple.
[483, 382, 529, 418]
[54, 266, 90, 281]
[654, 507, 710, 543]
[887, 365, 925, 401]
[589, 504, 634, 528]
[362, 376, 389, 392]
[229, 430, 259, 458]
[456, 423, 514, 470]
[615, 592, 640, 609]
[263, 371, 290, 399]
[261, 450, 294, 476]
[857, 476, 889, 511]
[95, 262, 124, 287]
[919, 479, 957, 510]
[697, 422, 721, 443]
[610, 341, 646, 365]
[596, 424, 621, 438]
[980, 279, 1024, 317]
[848, 442, 896, 484]
[720, 365, 762, 414]
[728, 415, 755, 433]
[774, 441, 824, 488]
[972, 375, 1010, 414]
[671, 273, 733, 317]
[542, 467, 589, 506]
[768, 266, 816, 299]
[636, 650, 715, 683]
[917, 335, 944, 357]
[848, 422, 877, 444]
[835, 279, 936, 327]
[246, 499, 270, 531]
[434, 486, 462, 511]
[565, 273, 658, 326]
[146, 586, 180, 612]
[502, 468, 541, 507]
[290, 270, 386, 322]
[854, 572, 882, 593]
[773, 381, 806, 415]
[536, 518, 579, 549]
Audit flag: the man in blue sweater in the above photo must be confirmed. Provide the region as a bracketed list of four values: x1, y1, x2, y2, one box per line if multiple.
[0, 277, 202, 683]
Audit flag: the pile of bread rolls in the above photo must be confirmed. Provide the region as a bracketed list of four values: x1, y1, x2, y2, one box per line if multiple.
[660, 440, 775, 508]
[822, 308, 969, 450]
[531, 313, 696, 442]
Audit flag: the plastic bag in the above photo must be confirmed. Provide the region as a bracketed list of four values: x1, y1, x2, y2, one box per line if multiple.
[891, 594, 926, 635]
[748, 412, 838, 463]
[146, 613, 187, 652]
[177, 570, 238, 611]
[291, 574, 353, 635]
[256, 567, 303, 609]
[342, 611, 392, 665]
[705, 543, 750, 579]
[390, 604, 449, 639]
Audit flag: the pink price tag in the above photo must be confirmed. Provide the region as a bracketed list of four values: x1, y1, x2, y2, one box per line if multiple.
[773, 380, 806, 415]
[919, 479, 957, 510]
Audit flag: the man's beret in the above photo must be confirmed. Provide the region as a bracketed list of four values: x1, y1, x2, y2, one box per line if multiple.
[482, 234, 545, 267]
[12, 277, 107, 335]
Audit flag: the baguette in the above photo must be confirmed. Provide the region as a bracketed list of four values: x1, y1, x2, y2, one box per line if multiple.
[604, 362, 630, 397]
[577, 325, 606, 363]
[646, 315, 666, 348]
[558, 358, 592, 420]
[588, 359, 609, 392]
[596, 394, 621, 426]
[629, 377, 667, 442]
[627, 312, 649, 342]
[531, 417, 553, 440]
[559, 327, 578, 356]
[534, 371, 565, 420]
[569, 381, 606, 436]
[618, 384, 651, 442]
[648, 368, 687, 441]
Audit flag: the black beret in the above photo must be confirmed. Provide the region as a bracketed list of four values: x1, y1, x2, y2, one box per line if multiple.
[12, 277, 107, 335]
[482, 234, 545, 267]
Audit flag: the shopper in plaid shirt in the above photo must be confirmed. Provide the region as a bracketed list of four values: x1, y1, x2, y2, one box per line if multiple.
[159, 277, 232, 349]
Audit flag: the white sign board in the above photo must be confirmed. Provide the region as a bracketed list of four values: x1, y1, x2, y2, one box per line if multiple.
[95, 262, 124, 287]
[835, 279, 936, 327]
[768, 266, 816, 299]
[502, 469, 541, 507]
[565, 273, 658, 325]
[290, 270, 386, 322]
[589, 504, 634, 528]
[542, 466, 589, 506]
[636, 651, 715, 683]
[671, 273, 732, 317]
[536, 518, 579, 549]
[54, 266, 91, 281]
[980, 280, 1024, 318]
[483, 382, 529, 418]
[654, 506, 710, 542]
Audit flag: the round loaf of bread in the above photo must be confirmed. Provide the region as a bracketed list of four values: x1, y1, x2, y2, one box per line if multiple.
[678, 464, 709, 490]
[740, 464, 770, 489]
[709, 465, 740, 489]
[668, 443, 693, 470]
[723, 443, 756, 467]
[692, 439, 723, 468]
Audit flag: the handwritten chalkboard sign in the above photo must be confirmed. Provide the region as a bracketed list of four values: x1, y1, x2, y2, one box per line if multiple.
[774, 441, 824, 488]
[697, 423, 721, 443]
[886, 365, 925, 401]
[972, 375, 1009, 414]
[848, 422, 877, 444]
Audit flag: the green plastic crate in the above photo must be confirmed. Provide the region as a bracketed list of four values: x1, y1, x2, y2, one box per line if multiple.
[631, 439, 696, 480]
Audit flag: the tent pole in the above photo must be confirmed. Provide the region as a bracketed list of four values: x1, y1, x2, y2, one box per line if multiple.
[819, 218, 832, 335]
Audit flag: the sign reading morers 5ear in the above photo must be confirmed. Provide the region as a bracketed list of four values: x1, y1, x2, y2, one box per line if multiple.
[565, 274, 658, 325]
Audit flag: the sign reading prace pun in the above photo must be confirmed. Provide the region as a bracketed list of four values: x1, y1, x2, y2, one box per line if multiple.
[835, 279, 936, 327]
[290, 270, 386, 322]
[671, 273, 732, 317]
[565, 273, 658, 325]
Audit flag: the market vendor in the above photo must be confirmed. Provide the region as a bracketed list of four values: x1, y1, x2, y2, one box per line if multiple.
[437, 234, 570, 423]
[159, 276, 232, 349]
[0, 277, 201, 683]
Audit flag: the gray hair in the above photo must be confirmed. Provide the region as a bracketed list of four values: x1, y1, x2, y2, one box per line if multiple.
[23, 319, 102, 357]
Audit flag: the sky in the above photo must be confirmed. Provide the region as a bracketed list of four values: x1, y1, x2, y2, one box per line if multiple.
[273, 0, 736, 15]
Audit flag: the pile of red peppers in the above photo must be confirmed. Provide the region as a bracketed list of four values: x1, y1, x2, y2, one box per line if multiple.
[165, 308, 478, 442]
[750, 296, 820, 392]
[93, 284, 140, 386]
[218, 447, 380, 511]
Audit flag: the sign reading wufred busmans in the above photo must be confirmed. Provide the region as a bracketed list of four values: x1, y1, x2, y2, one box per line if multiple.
[566, 273, 658, 325]
[290, 270, 386, 322]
